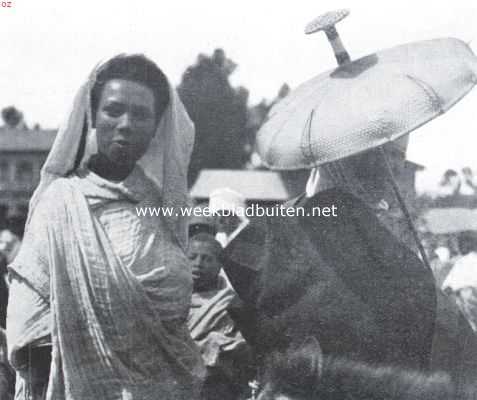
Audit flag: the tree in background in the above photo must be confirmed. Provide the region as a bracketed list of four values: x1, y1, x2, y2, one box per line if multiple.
[246, 83, 290, 137]
[244, 83, 290, 170]
[1, 106, 26, 129]
[178, 49, 250, 185]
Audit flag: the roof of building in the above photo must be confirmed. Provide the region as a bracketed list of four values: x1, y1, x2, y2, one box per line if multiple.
[421, 207, 477, 234]
[405, 160, 425, 171]
[190, 169, 308, 201]
[0, 127, 57, 152]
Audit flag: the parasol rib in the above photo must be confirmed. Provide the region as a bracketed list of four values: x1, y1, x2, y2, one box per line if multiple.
[301, 110, 316, 165]
[404, 75, 444, 115]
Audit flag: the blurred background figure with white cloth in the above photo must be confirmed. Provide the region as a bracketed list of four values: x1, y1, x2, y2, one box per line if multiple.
[443, 231, 477, 332]
[0, 229, 21, 265]
[208, 188, 249, 248]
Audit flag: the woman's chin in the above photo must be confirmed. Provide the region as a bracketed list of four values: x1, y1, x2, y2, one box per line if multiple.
[88, 152, 137, 180]
[107, 152, 137, 170]
[112, 159, 135, 170]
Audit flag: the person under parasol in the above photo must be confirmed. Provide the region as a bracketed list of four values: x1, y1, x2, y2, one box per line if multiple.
[220, 9, 477, 389]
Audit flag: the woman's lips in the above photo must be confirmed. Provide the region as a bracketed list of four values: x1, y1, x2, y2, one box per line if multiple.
[113, 140, 131, 146]
[111, 140, 134, 154]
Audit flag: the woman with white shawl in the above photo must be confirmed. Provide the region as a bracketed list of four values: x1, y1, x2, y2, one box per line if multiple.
[6, 54, 205, 400]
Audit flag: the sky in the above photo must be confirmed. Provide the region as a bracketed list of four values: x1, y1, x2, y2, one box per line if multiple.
[1, 0, 477, 191]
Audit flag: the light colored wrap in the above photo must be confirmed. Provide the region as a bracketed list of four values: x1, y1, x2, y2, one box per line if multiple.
[28, 54, 193, 249]
[7, 54, 204, 399]
[443, 252, 477, 332]
[187, 277, 246, 368]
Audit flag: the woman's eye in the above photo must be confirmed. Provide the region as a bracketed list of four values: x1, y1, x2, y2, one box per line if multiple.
[102, 103, 125, 118]
[132, 108, 154, 121]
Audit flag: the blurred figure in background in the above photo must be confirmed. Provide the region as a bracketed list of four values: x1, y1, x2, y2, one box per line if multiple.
[0, 326, 14, 400]
[437, 169, 461, 198]
[0, 252, 9, 328]
[443, 231, 477, 332]
[0, 229, 21, 265]
[434, 245, 452, 264]
[0, 253, 14, 400]
[187, 231, 252, 400]
[209, 188, 248, 248]
[0, 225, 20, 400]
[430, 237, 456, 290]
[461, 167, 477, 196]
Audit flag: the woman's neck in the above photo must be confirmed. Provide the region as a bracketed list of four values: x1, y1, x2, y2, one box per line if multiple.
[87, 153, 135, 182]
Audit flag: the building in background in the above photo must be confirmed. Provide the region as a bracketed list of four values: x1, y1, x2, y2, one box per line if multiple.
[191, 161, 423, 207]
[0, 127, 423, 226]
[400, 160, 425, 203]
[0, 128, 56, 226]
[190, 168, 309, 206]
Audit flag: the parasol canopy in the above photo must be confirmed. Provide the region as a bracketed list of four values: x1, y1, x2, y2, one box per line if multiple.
[256, 10, 477, 170]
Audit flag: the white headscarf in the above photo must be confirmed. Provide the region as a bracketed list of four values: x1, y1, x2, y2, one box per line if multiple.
[28, 54, 194, 248]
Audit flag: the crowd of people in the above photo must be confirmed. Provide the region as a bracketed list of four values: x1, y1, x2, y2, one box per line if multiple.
[0, 53, 477, 400]
[433, 168, 477, 206]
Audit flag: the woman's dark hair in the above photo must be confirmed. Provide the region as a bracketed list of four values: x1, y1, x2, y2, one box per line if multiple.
[90, 54, 170, 126]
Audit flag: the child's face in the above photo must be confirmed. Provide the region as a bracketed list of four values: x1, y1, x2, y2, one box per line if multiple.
[187, 239, 222, 290]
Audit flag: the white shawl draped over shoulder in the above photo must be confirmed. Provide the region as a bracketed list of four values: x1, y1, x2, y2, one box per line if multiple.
[8, 170, 204, 400]
[6, 54, 205, 400]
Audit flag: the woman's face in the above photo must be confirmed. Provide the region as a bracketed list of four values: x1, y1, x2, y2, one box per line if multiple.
[95, 79, 157, 168]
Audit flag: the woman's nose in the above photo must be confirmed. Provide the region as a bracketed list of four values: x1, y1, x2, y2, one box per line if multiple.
[196, 255, 206, 265]
[117, 113, 132, 131]
[188, 254, 200, 265]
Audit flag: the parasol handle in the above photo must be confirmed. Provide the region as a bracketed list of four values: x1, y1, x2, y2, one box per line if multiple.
[324, 26, 351, 65]
[379, 147, 433, 274]
[305, 9, 351, 66]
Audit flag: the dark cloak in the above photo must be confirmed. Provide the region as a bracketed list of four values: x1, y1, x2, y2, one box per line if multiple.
[222, 188, 436, 370]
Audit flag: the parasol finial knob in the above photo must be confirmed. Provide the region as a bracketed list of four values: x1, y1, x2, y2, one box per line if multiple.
[305, 9, 351, 66]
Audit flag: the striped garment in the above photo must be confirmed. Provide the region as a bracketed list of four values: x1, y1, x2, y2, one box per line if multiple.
[7, 167, 204, 400]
